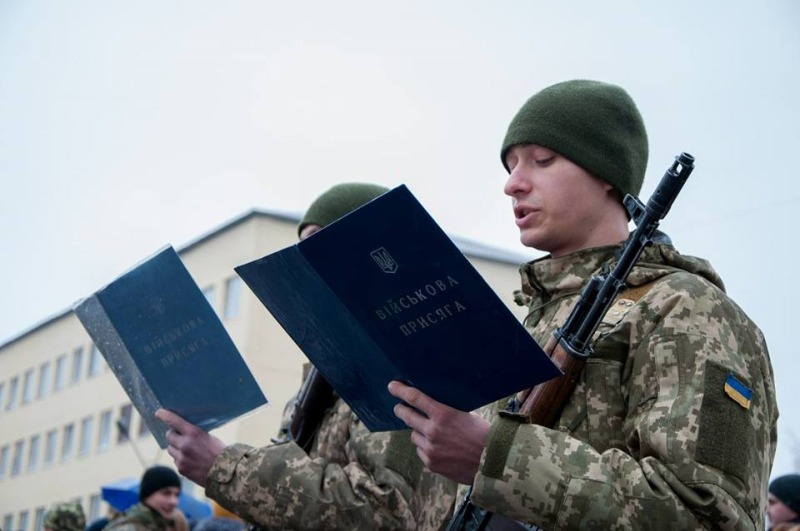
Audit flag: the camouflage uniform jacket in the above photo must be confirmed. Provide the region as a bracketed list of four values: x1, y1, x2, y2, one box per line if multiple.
[206, 386, 456, 529]
[44, 501, 85, 531]
[469, 242, 777, 530]
[102, 503, 177, 531]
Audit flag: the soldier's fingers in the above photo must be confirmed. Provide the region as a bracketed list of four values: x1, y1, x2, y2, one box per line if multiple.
[165, 441, 180, 462]
[393, 401, 426, 431]
[164, 426, 182, 448]
[409, 426, 432, 452]
[415, 445, 433, 471]
[156, 408, 191, 434]
[388, 381, 436, 416]
[387, 380, 413, 400]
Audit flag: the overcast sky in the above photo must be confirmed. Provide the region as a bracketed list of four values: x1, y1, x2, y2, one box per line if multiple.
[1, 1, 799, 478]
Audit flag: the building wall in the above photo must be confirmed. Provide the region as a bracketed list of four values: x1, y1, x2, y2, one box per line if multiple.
[0, 210, 531, 529]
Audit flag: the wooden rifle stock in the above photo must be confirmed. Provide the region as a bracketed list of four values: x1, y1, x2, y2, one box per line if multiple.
[290, 366, 336, 452]
[517, 336, 586, 427]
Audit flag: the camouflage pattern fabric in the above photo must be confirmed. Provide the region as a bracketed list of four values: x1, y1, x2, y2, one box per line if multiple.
[206, 388, 456, 529]
[192, 517, 246, 531]
[468, 242, 778, 530]
[102, 503, 181, 531]
[44, 502, 85, 531]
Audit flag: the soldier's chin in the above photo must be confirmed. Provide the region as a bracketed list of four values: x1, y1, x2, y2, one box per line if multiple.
[155, 506, 178, 519]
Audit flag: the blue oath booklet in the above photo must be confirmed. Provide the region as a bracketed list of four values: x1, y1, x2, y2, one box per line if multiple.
[235, 185, 561, 432]
[73, 246, 267, 448]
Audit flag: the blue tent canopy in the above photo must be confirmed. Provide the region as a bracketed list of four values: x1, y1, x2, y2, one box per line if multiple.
[101, 477, 212, 521]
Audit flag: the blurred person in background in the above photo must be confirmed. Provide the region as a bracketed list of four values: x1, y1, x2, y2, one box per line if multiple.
[768, 474, 800, 530]
[43, 502, 85, 531]
[103, 466, 184, 531]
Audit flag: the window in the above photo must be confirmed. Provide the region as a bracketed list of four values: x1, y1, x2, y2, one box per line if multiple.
[117, 404, 132, 444]
[11, 439, 24, 476]
[18, 510, 29, 531]
[88, 494, 102, 520]
[43, 430, 57, 466]
[34, 508, 46, 531]
[88, 344, 105, 377]
[6, 376, 18, 410]
[3, 514, 13, 531]
[79, 416, 93, 456]
[98, 410, 112, 451]
[71, 347, 84, 384]
[138, 413, 151, 438]
[27, 435, 40, 472]
[37, 362, 51, 399]
[22, 369, 35, 404]
[223, 276, 243, 319]
[0, 445, 9, 479]
[54, 354, 68, 392]
[61, 423, 75, 461]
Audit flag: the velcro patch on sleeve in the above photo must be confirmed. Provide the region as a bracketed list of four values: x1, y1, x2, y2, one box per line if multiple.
[696, 361, 755, 484]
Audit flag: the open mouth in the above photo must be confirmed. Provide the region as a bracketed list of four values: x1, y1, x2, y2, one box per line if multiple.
[514, 205, 537, 221]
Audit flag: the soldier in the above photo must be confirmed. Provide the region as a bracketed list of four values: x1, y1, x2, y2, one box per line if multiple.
[157, 183, 457, 530]
[104, 465, 184, 531]
[768, 474, 800, 530]
[389, 80, 778, 529]
[43, 502, 85, 531]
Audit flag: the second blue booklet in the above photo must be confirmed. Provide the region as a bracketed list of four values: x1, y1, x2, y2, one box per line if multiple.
[74, 246, 268, 448]
[235, 185, 561, 431]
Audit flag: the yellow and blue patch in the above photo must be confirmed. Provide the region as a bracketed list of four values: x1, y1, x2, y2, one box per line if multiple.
[724, 374, 752, 409]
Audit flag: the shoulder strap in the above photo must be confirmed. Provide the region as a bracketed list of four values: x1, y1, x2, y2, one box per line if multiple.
[617, 280, 659, 304]
[601, 279, 661, 326]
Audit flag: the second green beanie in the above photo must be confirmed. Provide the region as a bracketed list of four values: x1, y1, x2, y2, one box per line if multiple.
[298, 183, 389, 237]
[501, 79, 649, 198]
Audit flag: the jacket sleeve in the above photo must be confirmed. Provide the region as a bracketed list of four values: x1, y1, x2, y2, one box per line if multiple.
[205, 401, 456, 531]
[470, 276, 778, 530]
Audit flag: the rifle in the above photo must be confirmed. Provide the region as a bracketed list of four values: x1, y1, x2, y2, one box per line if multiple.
[289, 366, 337, 453]
[446, 152, 695, 531]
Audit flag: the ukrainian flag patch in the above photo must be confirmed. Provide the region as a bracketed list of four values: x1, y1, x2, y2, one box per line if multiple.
[724, 374, 752, 409]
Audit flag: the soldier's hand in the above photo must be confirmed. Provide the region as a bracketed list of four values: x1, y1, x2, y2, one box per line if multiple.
[388, 380, 490, 485]
[156, 408, 227, 487]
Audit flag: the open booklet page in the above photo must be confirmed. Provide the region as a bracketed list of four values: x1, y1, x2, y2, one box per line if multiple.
[236, 185, 560, 432]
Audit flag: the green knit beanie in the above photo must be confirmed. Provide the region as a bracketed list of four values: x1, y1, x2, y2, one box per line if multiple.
[298, 183, 389, 237]
[501, 79, 649, 198]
